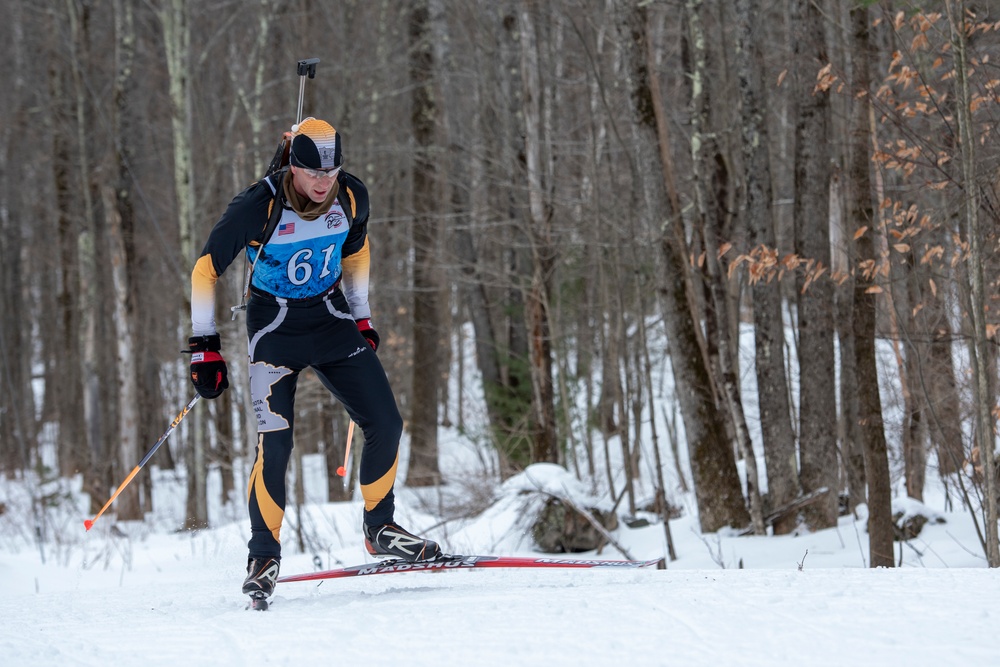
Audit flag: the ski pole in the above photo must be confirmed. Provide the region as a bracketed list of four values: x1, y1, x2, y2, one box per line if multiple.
[84, 395, 201, 531]
[294, 57, 320, 126]
[336, 419, 355, 477]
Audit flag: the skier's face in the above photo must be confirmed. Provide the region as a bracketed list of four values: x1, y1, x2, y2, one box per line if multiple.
[291, 166, 339, 203]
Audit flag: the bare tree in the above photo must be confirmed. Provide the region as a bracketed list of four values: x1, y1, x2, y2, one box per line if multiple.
[47, 4, 87, 481]
[848, 1, 893, 568]
[443, 5, 522, 477]
[407, 0, 444, 485]
[518, 2, 558, 464]
[945, 0, 999, 567]
[157, 0, 207, 528]
[109, 0, 143, 520]
[791, 0, 838, 530]
[0, 0, 35, 476]
[622, 0, 749, 533]
[864, 5, 1000, 558]
[690, 0, 765, 535]
[60, 0, 115, 511]
[15, 0, 1000, 551]
[736, 0, 801, 534]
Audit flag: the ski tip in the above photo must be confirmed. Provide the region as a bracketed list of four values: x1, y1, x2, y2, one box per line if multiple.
[336, 466, 347, 477]
[84, 519, 93, 531]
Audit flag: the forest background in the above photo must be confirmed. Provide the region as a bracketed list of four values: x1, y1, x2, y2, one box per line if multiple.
[1, 0, 999, 567]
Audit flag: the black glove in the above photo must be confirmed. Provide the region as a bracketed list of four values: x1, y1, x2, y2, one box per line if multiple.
[356, 318, 380, 352]
[185, 334, 229, 399]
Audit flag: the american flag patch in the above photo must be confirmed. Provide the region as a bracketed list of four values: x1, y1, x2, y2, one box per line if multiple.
[278, 221, 295, 236]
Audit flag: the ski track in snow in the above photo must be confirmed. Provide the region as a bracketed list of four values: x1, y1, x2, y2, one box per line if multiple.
[3, 563, 997, 667]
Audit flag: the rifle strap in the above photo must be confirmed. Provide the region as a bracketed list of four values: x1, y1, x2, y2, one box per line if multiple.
[257, 170, 288, 247]
[232, 172, 286, 318]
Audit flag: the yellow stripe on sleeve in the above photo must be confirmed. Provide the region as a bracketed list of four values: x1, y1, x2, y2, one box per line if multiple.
[341, 236, 370, 274]
[345, 186, 357, 219]
[191, 254, 220, 335]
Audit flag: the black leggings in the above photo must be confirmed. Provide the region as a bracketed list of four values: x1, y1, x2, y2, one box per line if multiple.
[244, 288, 402, 559]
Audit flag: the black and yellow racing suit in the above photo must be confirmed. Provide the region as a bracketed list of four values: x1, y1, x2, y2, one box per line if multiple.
[190, 168, 401, 560]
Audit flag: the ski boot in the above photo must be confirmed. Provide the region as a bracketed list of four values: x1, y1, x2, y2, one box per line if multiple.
[243, 556, 280, 611]
[363, 521, 442, 562]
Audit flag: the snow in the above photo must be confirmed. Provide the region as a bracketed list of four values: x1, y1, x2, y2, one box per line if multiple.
[7, 565, 995, 667]
[3, 456, 997, 667]
[5, 325, 998, 666]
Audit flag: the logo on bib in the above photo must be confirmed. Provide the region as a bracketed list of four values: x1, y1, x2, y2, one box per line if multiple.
[326, 211, 347, 230]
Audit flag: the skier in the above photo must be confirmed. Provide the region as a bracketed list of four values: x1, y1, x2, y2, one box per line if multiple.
[186, 118, 440, 604]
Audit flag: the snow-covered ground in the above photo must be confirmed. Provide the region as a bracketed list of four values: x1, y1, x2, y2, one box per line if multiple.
[4, 324, 997, 666]
[2, 458, 997, 667]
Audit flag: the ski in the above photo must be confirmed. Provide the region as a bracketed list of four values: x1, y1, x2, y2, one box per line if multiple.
[277, 554, 662, 584]
[246, 592, 270, 611]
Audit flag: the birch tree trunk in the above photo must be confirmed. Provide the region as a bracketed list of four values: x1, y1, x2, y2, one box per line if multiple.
[64, 0, 110, 510]
[496, 2, 534, 474]
[162, 0, 197, 269]
[945, 0, 1000, 567]
[108, 0, 143, 521]
[518, 2, 558, 465]
[107, 186, 142, 520]
[159, 0, 207, 528]
[222, 0, 278, 495]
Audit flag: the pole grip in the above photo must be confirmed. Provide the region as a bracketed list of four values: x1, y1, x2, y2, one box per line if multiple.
[297, 58, 320, 78]
[295, 58, 320, 125]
